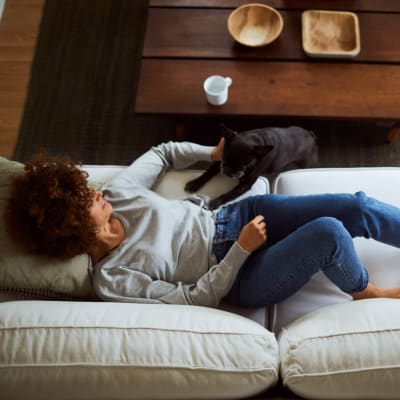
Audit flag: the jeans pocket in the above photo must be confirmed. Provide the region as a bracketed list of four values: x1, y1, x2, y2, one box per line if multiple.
[214, 205, 242, 241]
[213, 203, 243, 258]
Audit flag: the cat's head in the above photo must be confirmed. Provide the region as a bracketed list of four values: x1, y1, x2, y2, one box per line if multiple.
[220, 124, 273, 179]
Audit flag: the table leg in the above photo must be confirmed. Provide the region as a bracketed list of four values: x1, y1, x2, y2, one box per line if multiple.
[386, 121, 400, 143]
[175, 122, 186, 140]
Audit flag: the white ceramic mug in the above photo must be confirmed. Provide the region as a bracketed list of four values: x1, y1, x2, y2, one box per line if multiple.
[203, 75, 233, 106]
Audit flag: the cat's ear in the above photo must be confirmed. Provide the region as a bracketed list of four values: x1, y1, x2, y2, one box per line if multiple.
[220, 124, 237, 140]
[254, 145, 273, 158]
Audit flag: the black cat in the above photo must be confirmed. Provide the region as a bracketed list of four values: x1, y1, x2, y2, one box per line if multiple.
[185, 125, 319, 209]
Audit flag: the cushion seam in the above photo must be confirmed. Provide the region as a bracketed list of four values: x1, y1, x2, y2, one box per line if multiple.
[289, 328, 400, 342]
[285, 363, 400, 378]
[0, 326, 271, 337]
[0, 363, 277, 372]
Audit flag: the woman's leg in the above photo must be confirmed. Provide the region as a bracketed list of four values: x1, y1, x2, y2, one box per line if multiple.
[215, 193, 400, 308]
[238, 192, 400, 247]
[353, 283, 400, 300]
[225, 216, 370, 308]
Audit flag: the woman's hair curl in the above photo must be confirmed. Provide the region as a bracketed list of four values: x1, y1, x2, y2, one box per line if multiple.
[5, 153, 97, 259]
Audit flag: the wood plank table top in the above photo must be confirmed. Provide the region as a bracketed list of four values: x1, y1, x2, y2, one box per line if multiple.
[135, 1, 400, 122]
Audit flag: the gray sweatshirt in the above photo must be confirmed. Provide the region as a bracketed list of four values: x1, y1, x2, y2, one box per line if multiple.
[90, 141, 250, 307]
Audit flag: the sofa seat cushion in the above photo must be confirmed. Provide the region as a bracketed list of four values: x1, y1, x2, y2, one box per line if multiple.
[85, 166, 271, 327]
[271, 167, 400, 333]
[0, 300, 279, 399]
[279, 298, 400, 399]
[1, 160, 268, 302]
[84, 166, 270, 202]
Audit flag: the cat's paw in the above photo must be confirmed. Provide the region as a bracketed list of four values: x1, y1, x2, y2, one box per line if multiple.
[185, 179, 203, 193]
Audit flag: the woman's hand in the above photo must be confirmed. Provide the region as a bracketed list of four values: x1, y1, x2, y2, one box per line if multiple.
[237, 215, 267, 252]
[211, 137, 225, 161]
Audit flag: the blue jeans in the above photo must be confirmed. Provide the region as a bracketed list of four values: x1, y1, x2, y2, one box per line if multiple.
[213, 192, 400, 308]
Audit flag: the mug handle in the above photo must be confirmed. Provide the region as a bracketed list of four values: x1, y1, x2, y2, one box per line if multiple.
[224, 77, 233, 87]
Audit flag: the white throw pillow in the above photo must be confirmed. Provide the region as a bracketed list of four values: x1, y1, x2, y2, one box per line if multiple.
[279, 298, 400, 399]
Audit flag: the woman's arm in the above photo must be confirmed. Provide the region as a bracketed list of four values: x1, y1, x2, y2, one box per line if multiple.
[94, 241, 250, 308]
[108, 141, 215, 190]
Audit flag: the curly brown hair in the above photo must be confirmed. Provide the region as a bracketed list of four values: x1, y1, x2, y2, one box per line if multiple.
[5, 153, 97, 259]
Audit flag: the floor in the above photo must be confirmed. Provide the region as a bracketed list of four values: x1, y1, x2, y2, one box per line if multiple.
[0, 0, 43, 159]
[1, 1, 398, 167]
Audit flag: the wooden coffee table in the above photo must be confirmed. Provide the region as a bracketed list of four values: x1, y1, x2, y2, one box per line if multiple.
[135, 0, 400, 140]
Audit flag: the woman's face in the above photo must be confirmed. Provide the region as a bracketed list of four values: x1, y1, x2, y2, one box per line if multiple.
[89, 190, 113, 230]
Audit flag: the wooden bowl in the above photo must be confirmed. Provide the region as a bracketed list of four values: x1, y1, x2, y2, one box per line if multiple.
[302, 10, 361, 58]
[227, 3, 284, 47]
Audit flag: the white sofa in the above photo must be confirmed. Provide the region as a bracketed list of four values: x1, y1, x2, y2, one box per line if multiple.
[1, 164, 400, 399]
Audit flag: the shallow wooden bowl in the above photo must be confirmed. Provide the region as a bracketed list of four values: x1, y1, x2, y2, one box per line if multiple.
[302, 10, 361, 58]
[227, 3, 284, 47]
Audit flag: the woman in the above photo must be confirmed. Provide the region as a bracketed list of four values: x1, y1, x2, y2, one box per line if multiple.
[5, 140, 400, 308]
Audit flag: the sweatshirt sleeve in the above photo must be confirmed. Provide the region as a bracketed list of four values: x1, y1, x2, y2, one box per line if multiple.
[106, 141, 213, 190]
[93, 242, 250, 307]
